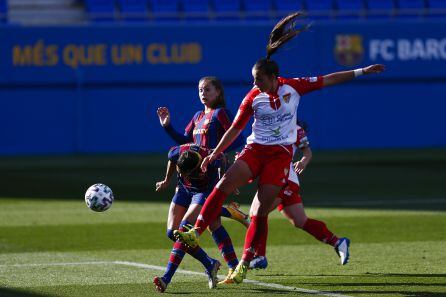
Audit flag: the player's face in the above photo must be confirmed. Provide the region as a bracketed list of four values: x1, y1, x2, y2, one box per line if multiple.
[252, 68, 275, 93]
[198, 80, 220, 108]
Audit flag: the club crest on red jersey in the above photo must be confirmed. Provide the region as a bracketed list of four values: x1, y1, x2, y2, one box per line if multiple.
[334, 34, 364, 67]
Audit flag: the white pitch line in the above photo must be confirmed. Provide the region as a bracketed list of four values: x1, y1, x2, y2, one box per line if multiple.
[116, 260, 352, 297]
[1, 260, 353, 297]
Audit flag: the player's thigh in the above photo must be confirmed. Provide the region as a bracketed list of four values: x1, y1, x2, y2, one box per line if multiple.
[281, 203, 307, 228]
[251, 184, 282, 216]
[270, 197, 282, 212]
[167, 202, 188, 230]
[182, 203, 203, 224]
[208, 216, 222, 232]
[249, 194, 281, 216]
[217, 159, 253, 195]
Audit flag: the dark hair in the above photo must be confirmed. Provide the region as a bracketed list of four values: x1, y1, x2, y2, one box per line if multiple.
[253, 58, 280, 78]
[177, 150, 202, 176]
[199, 76, 226, 108]
[253, 12, 310, 77]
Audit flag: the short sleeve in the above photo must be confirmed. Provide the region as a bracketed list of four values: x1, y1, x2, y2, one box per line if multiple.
[296, 128, 310, 149]
[168, 146, 180, 163]
[282, 76, 323, 96]
[232, 88, 259, 129]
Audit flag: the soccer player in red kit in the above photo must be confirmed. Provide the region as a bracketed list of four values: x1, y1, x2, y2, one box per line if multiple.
[174, 12, 385, 284]
[248, 124, 350, 271]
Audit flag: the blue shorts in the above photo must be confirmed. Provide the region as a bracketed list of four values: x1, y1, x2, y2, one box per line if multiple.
[172, 184, 209, 208]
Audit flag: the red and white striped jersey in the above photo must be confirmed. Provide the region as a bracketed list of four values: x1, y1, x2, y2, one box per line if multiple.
[293, 125, 309, 154]
[289, 126, 310, 185]
[233, 76, 323, 145]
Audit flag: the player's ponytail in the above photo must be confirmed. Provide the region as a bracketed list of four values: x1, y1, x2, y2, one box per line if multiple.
[266, 11, 309, 60]
[177, 150, 202, 176]
[254, 12, 309, 78]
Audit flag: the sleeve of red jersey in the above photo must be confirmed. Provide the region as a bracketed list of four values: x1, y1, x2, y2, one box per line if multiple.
[296, 128, 310, 149]
[284, 76, 324, 96]
[232, 89, 258, 130]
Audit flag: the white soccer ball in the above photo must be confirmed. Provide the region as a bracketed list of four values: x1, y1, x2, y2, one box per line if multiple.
[85, 183, 114, 212]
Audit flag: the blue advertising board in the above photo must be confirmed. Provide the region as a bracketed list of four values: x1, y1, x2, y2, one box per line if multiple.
[0, 21, 445, 155]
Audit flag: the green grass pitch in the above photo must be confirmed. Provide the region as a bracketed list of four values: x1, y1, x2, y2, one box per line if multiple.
[0, 150, 445, 296]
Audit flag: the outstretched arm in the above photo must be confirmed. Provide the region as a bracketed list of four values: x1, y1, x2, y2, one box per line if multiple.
[323, 64, 385, 87]
[157, 107, 193, 144]
[155, 160, 175, 192]
[201, 126, 242, 172]
[294, 146, 312, 175]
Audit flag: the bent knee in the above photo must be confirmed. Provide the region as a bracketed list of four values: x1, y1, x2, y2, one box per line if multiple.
[293, 220, 305, 229]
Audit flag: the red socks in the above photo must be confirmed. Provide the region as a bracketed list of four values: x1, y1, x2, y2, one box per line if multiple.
[194, 188, 227, 234]
[242, 215, 268, 262]
[303, 218, 339, 246]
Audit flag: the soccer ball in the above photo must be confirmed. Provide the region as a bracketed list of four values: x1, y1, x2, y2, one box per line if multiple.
[85, 183, 114, 212]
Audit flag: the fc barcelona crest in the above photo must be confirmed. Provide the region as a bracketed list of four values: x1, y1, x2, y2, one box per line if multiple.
[334, 34, 364, 67]
[283, 93, 291, 103]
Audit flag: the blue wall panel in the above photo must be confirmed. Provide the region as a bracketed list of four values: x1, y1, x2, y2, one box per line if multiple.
[0, 21, 445, 154]
[0, 89, 77, 154]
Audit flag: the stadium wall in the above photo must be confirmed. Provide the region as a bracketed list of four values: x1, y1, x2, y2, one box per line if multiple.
[1, 21, 445, 154]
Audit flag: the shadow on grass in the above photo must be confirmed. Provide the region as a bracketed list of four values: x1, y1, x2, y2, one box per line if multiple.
[0, 288, 52, 297]
[284, 273, 446, 278]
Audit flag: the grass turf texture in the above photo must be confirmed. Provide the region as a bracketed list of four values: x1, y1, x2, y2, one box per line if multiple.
[1, 149, 446, 210]
[0, 149, 445, 296]
[0, 200, 445, 297]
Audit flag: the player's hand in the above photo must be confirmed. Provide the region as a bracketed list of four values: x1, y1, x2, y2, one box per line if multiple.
[201, 154, 215, 173]
[294, 161, 307, 174]
[363, 64, 385, 74]
[155, 180, 169, 192]
[156, 107, 171, 127]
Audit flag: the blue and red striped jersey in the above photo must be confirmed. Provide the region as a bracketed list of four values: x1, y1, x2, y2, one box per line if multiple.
[164, 108, 244, 152]
[168, 143, 224, 193]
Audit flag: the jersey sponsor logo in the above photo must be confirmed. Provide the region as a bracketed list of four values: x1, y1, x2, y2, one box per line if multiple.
[282, 93, 291, 103]
[261, 135, 289, 142]
[259, 114, 275, 126]
[334, 34, 364, 67]
[269, 127, 281, 137]
[193, 128, 207, 135]
[259, 112, 293, 126]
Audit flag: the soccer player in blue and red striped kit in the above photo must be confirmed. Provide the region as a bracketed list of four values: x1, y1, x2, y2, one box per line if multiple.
[154, 143, 233, 292]
[153, 77, 248, 292]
